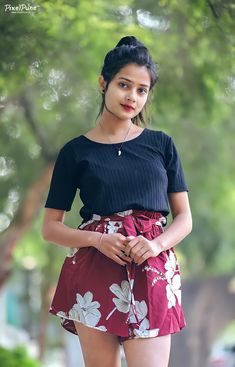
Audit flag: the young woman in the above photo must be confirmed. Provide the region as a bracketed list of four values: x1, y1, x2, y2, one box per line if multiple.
[42, 36, 192, 367]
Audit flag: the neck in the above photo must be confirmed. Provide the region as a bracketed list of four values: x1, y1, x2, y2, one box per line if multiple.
[98, 108, 132, 136]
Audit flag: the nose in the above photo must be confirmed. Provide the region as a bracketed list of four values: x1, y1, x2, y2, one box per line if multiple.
[126, 90, 137, 102]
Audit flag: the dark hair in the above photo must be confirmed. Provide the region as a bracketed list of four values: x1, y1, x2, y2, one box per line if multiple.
[97, 36, 158, 126]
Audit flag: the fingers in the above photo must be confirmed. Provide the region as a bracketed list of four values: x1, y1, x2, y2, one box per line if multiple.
[113, 252, 132, 266]
[113, 255, 128, 266]
[137, 251, 152, 265]
[98, 233, 134, 266]
[118, 233, 130, 242]
[118, 243, 127, 251]
[124, 236, 153, 265]
[100, 233, 153, 266]
[124, 237, 141, 257]
[126, 236, 135, 241]
[118, 251, 132, 263]
[132, 247, 148, 264]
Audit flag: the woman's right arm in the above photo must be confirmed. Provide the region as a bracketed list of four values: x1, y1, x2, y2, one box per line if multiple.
[42, 208, 103, 248]
[41, 208, 132, 266]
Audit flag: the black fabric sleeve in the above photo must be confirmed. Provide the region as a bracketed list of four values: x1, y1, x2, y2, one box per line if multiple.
[45, 143, 78, 211]
[165, 136, 188, 193]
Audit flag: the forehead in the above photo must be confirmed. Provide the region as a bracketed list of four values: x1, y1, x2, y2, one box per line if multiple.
[114, 63, 151, 87]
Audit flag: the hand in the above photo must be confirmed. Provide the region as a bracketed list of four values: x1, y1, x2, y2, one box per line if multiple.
[94, 233, 133, 266]
[124, 235, 163, 265]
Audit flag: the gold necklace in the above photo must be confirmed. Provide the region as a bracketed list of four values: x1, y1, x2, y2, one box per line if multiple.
[99, 122, 133, 156]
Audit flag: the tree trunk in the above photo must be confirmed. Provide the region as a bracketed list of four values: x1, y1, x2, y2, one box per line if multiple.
[0, 165, 53, 288]
[37, 244, 60, 361]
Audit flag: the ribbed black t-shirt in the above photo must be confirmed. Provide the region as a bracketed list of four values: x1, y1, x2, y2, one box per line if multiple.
[45, 128, 188, 222]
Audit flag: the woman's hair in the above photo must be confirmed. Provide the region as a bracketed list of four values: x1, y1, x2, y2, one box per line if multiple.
[97, 36, 158, 126]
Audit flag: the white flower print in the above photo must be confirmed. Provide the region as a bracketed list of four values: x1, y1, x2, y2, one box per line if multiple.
[129, 300, 148, 324]
[166, 274, 181, 308]
[129, 300, 151, 337]
[133, 318, 150, 337]
[143, 265, 166, 286]
[164, 250, 177, 281]
[107, 221, 123, 234]
[96, 325, 107, 331]
[68, 291, 101, 327]
[134, 327, 160, 338]
[56, 311, 67, 319]
[66, 247, 79, 257]
[56, 310, 107, 332]
[106, 280, 131, 320]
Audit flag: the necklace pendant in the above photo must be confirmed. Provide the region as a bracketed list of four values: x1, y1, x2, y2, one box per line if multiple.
[117, 149, 122, 156]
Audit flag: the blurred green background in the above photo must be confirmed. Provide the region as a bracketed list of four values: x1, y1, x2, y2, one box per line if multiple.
[0, 1, 234, 366]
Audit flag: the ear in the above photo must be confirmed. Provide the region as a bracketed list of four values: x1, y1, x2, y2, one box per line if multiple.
[98, 75, 107, 93]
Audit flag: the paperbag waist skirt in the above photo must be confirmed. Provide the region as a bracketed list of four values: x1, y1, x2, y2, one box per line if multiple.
[49, 209, 186, 341]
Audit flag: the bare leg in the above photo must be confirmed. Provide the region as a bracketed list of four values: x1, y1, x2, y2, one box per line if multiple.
[123, 334, 171, 367]
[74, 321, 122, 367]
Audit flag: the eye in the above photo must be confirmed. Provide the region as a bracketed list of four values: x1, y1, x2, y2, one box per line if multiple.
[138, 88, 148, 94]
[119, 82, 128, 88]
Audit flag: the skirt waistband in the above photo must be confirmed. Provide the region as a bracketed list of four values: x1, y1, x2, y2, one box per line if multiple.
[92, 209, 165, 221]
[79, 210, 167, 229]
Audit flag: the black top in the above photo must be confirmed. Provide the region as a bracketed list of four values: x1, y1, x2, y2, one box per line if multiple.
[45, 128, 188, 222]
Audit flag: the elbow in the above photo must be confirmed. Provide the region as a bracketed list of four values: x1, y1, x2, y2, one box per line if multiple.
[41, 208, 64, 242]
[187, 223, 193, 236]
[187, 214, 193, 235]
[41, 223, 52, 242]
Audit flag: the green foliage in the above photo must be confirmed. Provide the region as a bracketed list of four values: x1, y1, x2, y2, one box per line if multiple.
[14, 211, 66, 278]
[1, 0, 235, 279]
[0, 346, 40, 367]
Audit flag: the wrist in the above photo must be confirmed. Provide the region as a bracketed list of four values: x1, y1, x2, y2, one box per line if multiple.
[87, 232, 104, 248]
[93, 233, 106, 251]
[152, 237, 165, 252]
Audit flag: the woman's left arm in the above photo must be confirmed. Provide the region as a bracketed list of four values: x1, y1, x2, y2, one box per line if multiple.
[152, 191, 192, 252]
[124, 192, 192, 265]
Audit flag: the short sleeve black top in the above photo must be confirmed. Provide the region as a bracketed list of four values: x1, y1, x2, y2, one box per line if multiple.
[45, 128, 188, 222]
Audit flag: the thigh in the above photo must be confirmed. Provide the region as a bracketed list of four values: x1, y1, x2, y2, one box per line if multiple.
[74, 321, 121, 367]
[123, 334, 171, 367]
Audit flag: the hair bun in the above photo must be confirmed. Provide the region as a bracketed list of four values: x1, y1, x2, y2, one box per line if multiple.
[115, 36, 144, 48]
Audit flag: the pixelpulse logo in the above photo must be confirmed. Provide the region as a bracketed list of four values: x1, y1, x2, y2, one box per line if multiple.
[4, 3, 40, 13]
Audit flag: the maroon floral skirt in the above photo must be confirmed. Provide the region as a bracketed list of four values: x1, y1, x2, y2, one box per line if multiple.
[49, 209, 185, 342]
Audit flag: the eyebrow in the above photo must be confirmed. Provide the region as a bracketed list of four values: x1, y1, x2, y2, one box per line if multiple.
[118, 77, 150, 88]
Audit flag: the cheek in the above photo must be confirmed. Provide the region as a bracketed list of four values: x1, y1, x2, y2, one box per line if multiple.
[105, 88, 122, 104]
[104, 92, 114, 107]
[138, 95, 148, 109]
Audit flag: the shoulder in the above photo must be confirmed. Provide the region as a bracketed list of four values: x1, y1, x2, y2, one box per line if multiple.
[145, 128, 172, 146]
[58, 135, 86, 154]
[63, 135, 85, 148]
[53, 136, 86, 166]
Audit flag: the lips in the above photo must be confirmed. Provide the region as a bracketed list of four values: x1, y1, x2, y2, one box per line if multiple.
[121, 104, 135, 112]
